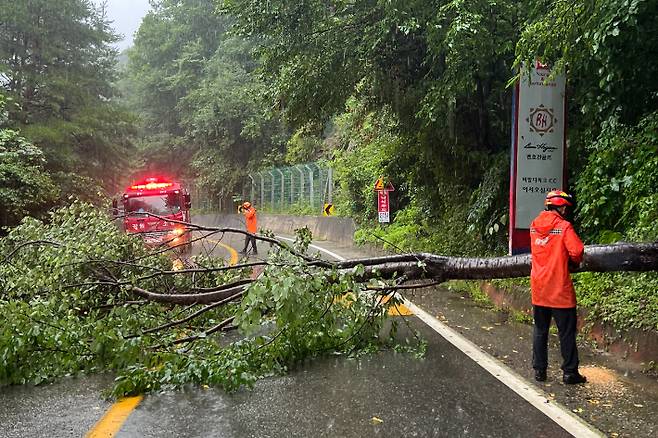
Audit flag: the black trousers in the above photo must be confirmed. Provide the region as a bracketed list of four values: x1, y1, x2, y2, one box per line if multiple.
[242, 234, 257, 253]
[532, 305, 579, 374]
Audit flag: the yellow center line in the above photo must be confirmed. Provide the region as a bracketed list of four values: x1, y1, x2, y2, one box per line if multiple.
[86, 240, 239, 436]
[207, 239, 239, 265]
[86, 395, 143, 438]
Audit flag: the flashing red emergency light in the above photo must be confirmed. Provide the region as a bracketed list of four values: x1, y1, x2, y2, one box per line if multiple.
[129, 177, 173, 191]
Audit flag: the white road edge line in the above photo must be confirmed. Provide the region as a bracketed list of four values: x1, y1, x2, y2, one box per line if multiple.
[276, 236, 346, 261]
[280, 235, 604, 438]
[405, 301, 603, 438]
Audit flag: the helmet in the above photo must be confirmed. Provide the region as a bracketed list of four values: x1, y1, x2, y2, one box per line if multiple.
[242, 201, 251, 209]
[545, 190, 573, 207]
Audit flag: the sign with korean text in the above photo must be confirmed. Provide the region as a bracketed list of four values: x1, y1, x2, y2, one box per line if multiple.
[510, 61, 567, 253]
[377, 191, 390, 223]
[374, 177, 394, 223]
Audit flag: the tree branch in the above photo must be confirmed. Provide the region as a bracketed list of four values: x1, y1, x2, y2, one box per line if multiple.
[128, 292, 245, 338]
[124, 283, 247, 305]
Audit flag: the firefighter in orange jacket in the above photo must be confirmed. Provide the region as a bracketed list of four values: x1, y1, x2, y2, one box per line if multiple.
[239, 201, 258, 255]
[530, 190, 586, 384]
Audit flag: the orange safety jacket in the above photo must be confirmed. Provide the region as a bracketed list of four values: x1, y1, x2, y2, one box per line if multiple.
[530, 210, 584, 308]
[243, 206, 257, 233]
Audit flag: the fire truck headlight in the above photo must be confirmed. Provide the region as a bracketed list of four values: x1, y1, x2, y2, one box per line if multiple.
[173, 227, 185, 236]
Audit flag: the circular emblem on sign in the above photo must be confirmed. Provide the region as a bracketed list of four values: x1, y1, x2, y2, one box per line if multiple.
[526, 104, 556, 136]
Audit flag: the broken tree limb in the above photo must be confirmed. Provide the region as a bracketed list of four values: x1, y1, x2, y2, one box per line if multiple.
[127, 291, 246, 339]
[125, 283, 247, 305]
[350, 242, 658, 282]
[89, 242, 657, 307]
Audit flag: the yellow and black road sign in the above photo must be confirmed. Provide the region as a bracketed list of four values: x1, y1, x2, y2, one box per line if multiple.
[323, 203, 335, 216]
[374, 177, 395, 191]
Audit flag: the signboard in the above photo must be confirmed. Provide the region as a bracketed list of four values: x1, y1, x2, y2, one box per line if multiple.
[323, 203, 335, 216]
[510, 61, 567, 254]
[377, 190, 390, 223]
[374, 177, 394, 223]
[374, 177, 394, 192]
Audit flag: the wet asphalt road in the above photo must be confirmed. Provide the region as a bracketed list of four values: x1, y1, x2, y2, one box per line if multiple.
[117, 319, 570, 438]
[0, 219, 597, 438]
[0, 374, 114, 437]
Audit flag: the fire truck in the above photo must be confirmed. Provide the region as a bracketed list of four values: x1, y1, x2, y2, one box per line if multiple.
[113, 177, 192, 254]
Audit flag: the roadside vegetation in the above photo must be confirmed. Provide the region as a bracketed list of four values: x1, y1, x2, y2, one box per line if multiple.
[1, 0, 656, 393]
[221, 0, 658, 335]
[0, 0, 135, 229]
[0, 203, 418, 395]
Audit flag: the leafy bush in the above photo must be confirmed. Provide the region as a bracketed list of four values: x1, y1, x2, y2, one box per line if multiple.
[574, 272, 658, 332]
[575, 111, 658, 242]
[0, 203, 419, 396]
[0, 122, 59, 228]
[355, 199, 488, 257]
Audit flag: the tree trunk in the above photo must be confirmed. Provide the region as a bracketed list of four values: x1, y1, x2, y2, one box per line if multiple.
[347, 242, 658, 282]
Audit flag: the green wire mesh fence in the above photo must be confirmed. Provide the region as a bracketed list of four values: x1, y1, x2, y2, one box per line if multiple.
[185, 163, 333, 214]
[243, 163, 333, 213]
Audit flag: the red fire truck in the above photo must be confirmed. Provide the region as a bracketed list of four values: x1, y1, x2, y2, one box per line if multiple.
[113, 177, 192, 254]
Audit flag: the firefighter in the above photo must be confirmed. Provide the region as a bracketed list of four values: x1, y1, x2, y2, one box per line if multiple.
[239, 201, 258, 255]
[530, 190, 587, 384]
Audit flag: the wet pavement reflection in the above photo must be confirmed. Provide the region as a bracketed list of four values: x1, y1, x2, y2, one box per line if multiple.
[118, 321, 570, 437]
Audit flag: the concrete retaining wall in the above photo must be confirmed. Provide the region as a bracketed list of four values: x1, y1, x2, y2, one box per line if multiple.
[193, 213, 356, 245]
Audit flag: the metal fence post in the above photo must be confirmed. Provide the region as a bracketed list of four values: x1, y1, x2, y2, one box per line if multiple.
[327, 167, 333, 204]
[290, 167, 294, 205]
[305, 164, 314, 209]
[269, 170, 275, 210]
[275, 168, 284, 208]
[259, 172, 264, 208]
[296, 165, 305, 206]
[248, 174, 255, 206]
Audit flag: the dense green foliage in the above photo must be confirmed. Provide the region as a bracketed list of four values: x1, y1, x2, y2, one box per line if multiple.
[0, 0, 136, 208]
[0, 204, 415, 395]
[576, 112, 658, 243]
[0, 97, 59, 228]
[0, 127, 59, 228]
[219, 0, 657, 337]
[122, 0, 286, 200]
[575, 272, 658, 332]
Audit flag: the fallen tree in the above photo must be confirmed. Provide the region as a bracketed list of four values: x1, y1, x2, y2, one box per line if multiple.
[1, 203, 656, 396]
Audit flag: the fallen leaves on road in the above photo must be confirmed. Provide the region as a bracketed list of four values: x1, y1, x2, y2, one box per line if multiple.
[370, 416, 383, 425]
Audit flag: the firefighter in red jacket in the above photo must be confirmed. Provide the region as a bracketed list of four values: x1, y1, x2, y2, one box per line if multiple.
[530, 190, 587, 384]
[239, 201, 258, 255]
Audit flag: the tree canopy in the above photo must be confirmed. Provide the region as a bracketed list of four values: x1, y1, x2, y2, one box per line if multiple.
[0, 0, 136, 199]
[122, 0, 286, 199]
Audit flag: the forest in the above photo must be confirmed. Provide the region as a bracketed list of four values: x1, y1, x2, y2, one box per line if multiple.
[2, 0, 656, 246]
[1, 0, 657, 393]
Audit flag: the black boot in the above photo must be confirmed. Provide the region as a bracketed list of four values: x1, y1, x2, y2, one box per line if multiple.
[534, 369, 547, 382]
[563, 372, 587, 384]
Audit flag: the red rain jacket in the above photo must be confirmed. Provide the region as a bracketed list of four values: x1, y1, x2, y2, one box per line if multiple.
[243, 206, 257, 233]
[530, 210, 584, 308]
